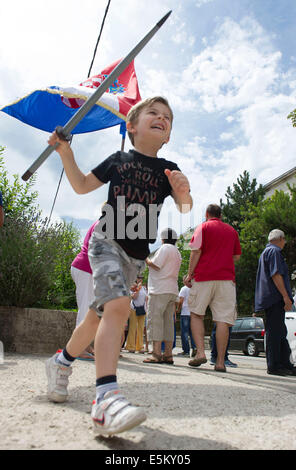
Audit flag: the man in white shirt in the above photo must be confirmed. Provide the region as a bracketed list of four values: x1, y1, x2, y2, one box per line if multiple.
[177, 284, 196, 358]
[144, 228, 181, 365]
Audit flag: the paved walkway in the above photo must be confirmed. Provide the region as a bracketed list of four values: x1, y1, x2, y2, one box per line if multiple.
[0, 349, 295, 450]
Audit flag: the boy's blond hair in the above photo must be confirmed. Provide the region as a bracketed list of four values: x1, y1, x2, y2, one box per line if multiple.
[126, 96, 173, 145]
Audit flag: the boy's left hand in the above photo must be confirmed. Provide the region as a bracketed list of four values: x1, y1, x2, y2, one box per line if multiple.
[164, 169, 190, 195]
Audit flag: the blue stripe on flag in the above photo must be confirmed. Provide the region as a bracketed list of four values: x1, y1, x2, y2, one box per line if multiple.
[1, 91, 124, 134]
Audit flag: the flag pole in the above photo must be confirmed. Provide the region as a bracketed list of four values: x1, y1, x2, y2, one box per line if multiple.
[121, 135, 125, 152]
[46, 0, 112, 226]
[22, 10, 172, 181]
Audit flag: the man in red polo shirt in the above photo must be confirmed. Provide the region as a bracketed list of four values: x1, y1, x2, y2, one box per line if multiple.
[184, 204, 241, 372]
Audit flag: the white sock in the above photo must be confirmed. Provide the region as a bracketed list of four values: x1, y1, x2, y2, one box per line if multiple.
[96, 376, 118, 404]
[55, 349, 75, 367]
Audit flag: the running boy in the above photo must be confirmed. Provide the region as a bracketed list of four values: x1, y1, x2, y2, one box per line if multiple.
[46, 96, 192, 436]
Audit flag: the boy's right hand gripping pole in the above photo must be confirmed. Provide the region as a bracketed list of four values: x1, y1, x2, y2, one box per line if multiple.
[21, 10, 172, 181]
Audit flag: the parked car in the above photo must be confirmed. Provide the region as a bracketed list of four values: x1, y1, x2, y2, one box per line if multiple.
[229, 313, 296, 360]
[285, 311, 296, 365]
[229, 316, 265, 357]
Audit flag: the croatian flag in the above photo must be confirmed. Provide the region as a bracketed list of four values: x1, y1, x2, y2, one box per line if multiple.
[0, 59, 141, 135]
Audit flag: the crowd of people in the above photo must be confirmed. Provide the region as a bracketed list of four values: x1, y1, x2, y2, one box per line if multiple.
[1, 95, 295, 439]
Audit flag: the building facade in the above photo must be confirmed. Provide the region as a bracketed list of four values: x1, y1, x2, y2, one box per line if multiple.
[264, 167, 296, 199]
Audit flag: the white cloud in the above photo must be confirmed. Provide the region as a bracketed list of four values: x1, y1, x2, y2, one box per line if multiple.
[236, 94, 296, 181]
[179, 16, 296, 177]
[163, 14, 296, 220]
[226, 115, 235, 123]
[220, 132, 233, 141]
[181, 17, 282, 112]
[170, 21, 195, 47]
[196, 0, 215, 8]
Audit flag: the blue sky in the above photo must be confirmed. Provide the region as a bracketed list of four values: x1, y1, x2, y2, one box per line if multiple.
[1, 0, 296, 247]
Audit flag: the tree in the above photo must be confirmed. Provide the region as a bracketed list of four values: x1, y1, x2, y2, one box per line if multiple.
[0, 146, 81, 309]
[220, 170, 265, 233]
[287, 109, 296, 128]
[46, 220, 81, 308]
[176, 233, 192, 290]
[235, 185, 296, 314]
[0, 146, 38, 218]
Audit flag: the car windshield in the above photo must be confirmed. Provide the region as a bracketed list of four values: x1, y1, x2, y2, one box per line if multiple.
[241, 319, 256, 329]
[233, 319, 243, 329]
[255, 318, 264, 328]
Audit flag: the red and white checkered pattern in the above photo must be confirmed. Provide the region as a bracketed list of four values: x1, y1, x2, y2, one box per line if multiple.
[61, 59, 141, 117]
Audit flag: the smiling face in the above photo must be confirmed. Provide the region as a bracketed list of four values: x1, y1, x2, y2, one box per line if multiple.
[126, 98, 173, 151]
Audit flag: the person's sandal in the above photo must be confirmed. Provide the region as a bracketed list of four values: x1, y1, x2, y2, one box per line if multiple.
[162, 355, 174, 365]
[77, 351, 95, 361]
[143, 353, 163, 364]
[214, 365, 226, 372]
[188, 357, 207, 368]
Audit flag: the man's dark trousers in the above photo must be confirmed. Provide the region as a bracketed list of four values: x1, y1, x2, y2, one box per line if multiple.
[180, 316, 196, 354]
[211, 323, 231, 361]
[265, 299, 292, 371]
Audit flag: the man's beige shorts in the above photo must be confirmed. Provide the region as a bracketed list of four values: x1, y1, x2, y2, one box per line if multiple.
[188, 280, 237, 325]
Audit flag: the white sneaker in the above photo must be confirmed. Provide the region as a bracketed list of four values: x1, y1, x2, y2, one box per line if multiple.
[91, 390, 146, 436]
[46, 353, 72, 403]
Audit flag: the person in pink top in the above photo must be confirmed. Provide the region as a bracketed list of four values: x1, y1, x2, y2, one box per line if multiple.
[71, 221, 98, 359]
[184, 204, 241, 372]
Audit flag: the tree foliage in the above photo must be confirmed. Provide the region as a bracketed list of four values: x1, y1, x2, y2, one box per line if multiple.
[236, 186, 296, 314]
[0, 146, 39, 218]
[45, 220, 81, 308]
[287, 109, 296, 128]
[0, 146, 81, 309]
[0, 212, 78, 307]
[220, 170, 265, 233]
[220, 169, 296, 315]
[176, 233, 191, 289]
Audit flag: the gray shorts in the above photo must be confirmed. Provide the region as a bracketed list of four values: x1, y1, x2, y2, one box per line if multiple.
[146, 293, 177, 342]
[88, 237, 145, 316]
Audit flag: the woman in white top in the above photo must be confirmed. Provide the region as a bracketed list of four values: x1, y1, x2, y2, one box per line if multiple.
[125, 277, 147, 353]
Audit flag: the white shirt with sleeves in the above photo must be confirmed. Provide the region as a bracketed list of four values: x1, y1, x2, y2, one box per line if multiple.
[148, 243, 181, 296]
[178, 285, 191, 316]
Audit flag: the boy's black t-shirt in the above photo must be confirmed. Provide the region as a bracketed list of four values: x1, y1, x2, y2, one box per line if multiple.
[91, 149, 180, 260]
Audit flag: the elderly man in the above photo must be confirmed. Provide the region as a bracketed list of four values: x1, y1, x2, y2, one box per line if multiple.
[144, 228, 181, 365]
[184, 204, 241, 372]
[255, 229, 296, 376]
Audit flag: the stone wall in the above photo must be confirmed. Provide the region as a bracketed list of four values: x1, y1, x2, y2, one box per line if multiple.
[0, 306, 212, 354]
[0, 306, 77, 354]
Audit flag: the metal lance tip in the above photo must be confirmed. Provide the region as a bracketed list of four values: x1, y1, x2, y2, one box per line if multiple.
[22, 170, 33, 181]
[157, 10, 172, 28]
